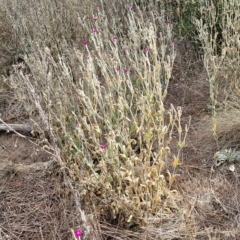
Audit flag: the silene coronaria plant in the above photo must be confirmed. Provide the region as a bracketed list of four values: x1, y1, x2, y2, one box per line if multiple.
[8, 0, 187, 233]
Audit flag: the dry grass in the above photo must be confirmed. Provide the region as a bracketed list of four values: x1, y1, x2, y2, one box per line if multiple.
[1, 0, 240, 239]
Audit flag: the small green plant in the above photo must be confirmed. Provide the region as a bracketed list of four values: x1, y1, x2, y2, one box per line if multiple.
[214, 149, 240, 171]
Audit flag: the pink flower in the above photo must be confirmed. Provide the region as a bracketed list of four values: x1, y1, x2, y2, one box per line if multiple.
[93, 28, 98, 33]
[112, 35, 118, 41]
[124, 68, 130, 73]
[116, 67, 120, 71]
[93, 17, 98, 21]
[83, 40, 88, 45]
[171, 40, 175, 45]
[75, 229, 83, 238]
[100, 145, 107, 149]
[144, 48, 149, 53]
[165, 20, 170, 25]
[128, 4, 134, 11]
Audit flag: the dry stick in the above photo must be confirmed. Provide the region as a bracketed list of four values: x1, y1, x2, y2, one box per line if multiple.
[0, 119, 55, 157]
[19, 72, 89, 236]
[0, 123, 32, 132]
[39, 227, 44, 240]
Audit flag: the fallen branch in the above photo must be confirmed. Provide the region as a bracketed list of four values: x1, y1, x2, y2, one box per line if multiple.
[0, 123, 32, 132]
[3, 159, 57, 175]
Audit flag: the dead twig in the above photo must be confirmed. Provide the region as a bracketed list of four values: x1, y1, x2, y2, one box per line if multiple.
[0, 123, 32, 132]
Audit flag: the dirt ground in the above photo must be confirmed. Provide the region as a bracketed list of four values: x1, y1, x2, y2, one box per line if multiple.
[1, 39, 240, 240]
[0, 133, 83, 239]
[166, 40, 240, 239]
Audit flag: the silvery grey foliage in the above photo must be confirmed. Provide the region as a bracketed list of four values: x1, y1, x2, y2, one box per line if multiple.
[214, 149, 240, 171]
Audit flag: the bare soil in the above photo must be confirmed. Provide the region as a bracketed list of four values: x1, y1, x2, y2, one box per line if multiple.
[0, 133, 81, 239]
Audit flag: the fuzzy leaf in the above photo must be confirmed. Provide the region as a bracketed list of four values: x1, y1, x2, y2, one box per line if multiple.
[173, 157, 180, 168]
[177, 141, 185, 149]
[229, 164, 235, 172]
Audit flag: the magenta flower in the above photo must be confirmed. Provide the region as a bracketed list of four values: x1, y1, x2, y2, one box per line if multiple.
[144, 48, 149, 53]
[93, 28, 98, 33]
[83, 40, 88, 45]
[112, 35, 118, 41]
[124, 68, 130, 73]
[128, 4, 134, 11]
[116, 67, 120, 71]
[93, 17, 98, 21]
[100, 145, 107, 149]
[171, 40, 175, 45]
[75, 229, 83, 238]
[165, 20, 170, 25]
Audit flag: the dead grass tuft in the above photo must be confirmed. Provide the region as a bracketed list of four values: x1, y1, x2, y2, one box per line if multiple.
[196, 108, 240, 157]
